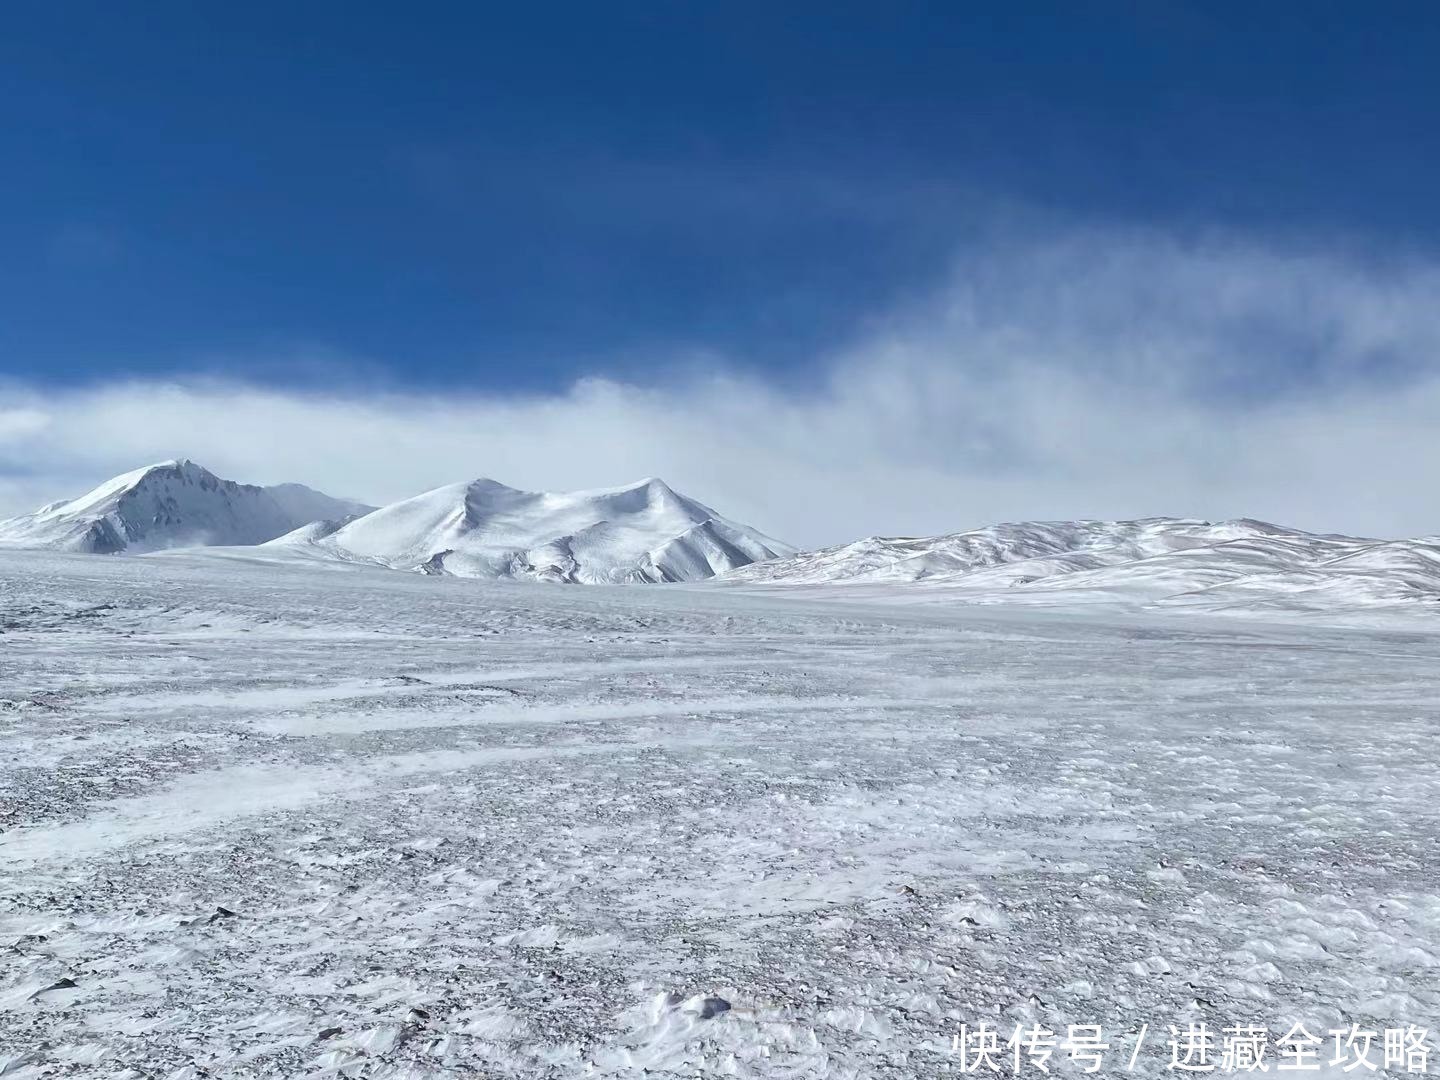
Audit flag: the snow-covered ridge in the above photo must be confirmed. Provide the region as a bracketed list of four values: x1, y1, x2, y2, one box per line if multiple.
[720, 517, 1440, 615]
[0, 461, 792, 582]
[0, 460, 375, 554]
[268, 475, 795, 583]
[9, 460, 1439, 610]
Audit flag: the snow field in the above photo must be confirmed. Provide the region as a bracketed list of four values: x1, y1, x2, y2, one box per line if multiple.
[1, 551, 1438, 1078]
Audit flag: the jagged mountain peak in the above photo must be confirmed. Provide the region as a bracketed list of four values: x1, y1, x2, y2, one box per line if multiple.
[0, 460, 375, 554]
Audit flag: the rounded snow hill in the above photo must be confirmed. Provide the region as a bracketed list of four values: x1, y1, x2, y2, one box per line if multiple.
[717, 516, 1440, 615]
[287, 476, 794, 583]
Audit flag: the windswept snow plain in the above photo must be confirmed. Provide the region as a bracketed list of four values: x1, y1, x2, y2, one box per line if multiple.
[2, 551, 1439, 1078]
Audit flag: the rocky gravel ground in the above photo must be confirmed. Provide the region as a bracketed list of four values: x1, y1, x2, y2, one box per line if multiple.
[2, 551, 1438, 1078]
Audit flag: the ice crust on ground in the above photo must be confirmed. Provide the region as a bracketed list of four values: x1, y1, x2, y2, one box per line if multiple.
[1, 550, 1437, 1078]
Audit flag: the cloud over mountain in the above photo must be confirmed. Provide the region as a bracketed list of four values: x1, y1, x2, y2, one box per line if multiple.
[4, 227, 1440, 546]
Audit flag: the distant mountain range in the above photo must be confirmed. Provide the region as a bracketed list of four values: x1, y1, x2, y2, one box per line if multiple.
[3, 460, 1438, 613]
[724, 517, 1440, 615]
[0, 461, 791, 582]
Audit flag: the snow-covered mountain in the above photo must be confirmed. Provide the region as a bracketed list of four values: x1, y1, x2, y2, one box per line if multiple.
[721, 517, 1440, 614]
[9, 460, 1436, 612]
[266, 476, 794, 583]
[0, 460, 375, 554]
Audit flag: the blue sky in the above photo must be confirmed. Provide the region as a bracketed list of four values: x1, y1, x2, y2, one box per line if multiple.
[4, 4, 1440, 541]
[4, 2, 1439, 390]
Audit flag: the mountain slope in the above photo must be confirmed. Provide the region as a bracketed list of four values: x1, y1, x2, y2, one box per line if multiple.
[720, 517, 1440, 615]
[0, 460, 375, 554]
[273, 476, 793, 582]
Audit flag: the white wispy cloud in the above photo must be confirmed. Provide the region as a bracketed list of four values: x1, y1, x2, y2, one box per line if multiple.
[4, 226, 1439, 546]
